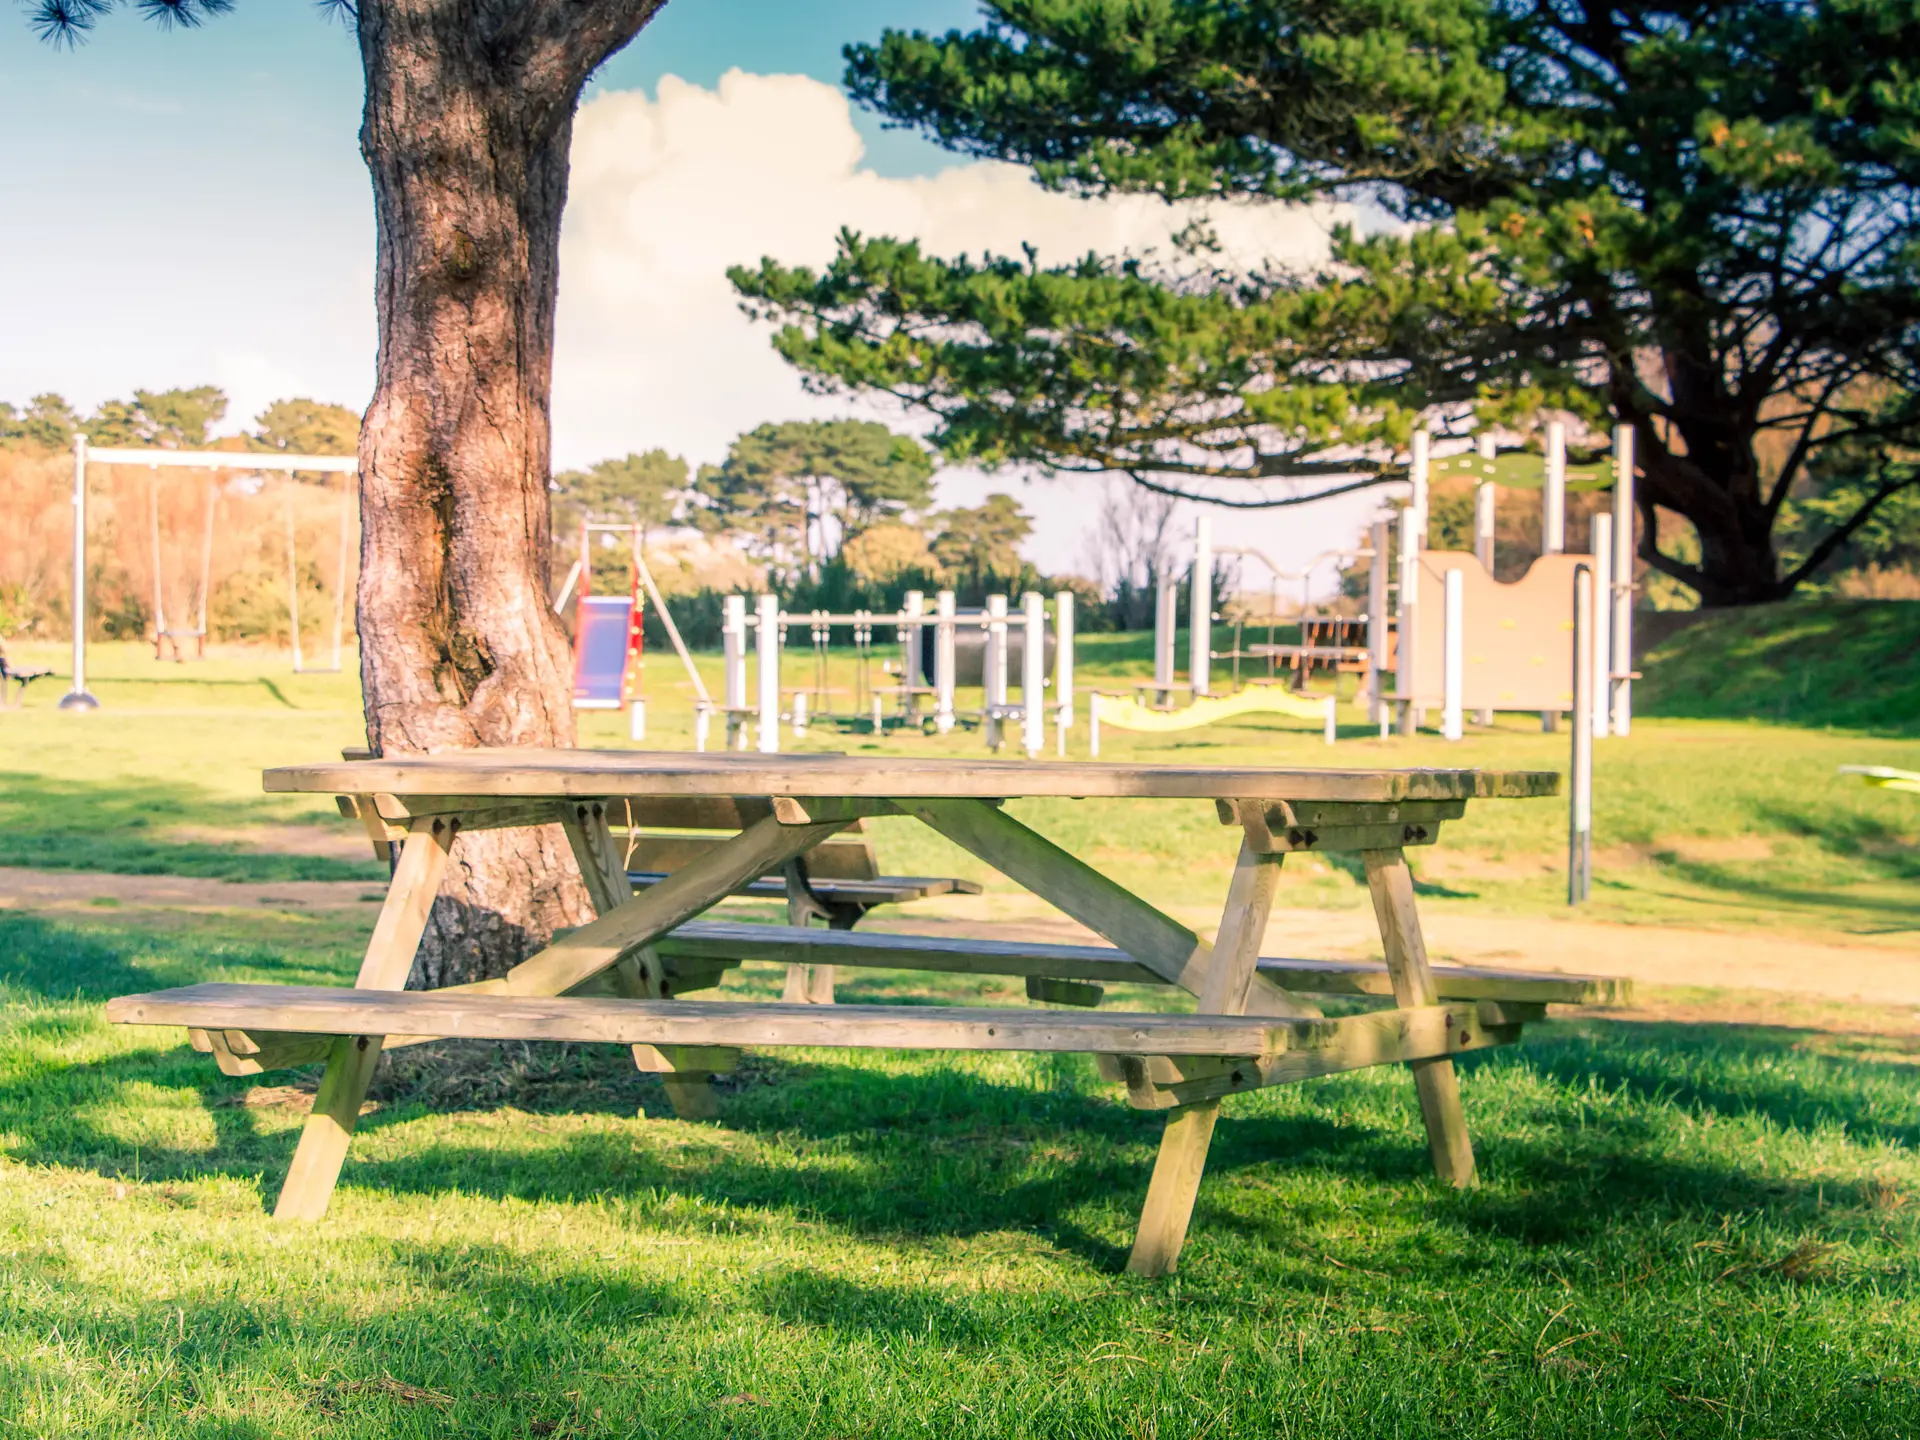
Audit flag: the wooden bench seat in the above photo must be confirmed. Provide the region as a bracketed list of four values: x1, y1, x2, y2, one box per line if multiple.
[650, 920, 1628, 1006]
[626, 873, 982, 909]
[107, 982, 1535, 1110]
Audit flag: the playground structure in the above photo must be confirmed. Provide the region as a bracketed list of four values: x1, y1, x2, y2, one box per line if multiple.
[554, 519, 712, 744]
[1088, 687, 1337, 754]
[715, 589, 1076, 757]
[58, 436, 360, 709]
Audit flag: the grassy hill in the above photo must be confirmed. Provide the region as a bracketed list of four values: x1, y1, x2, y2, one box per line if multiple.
[1635, 598, 1920, 733]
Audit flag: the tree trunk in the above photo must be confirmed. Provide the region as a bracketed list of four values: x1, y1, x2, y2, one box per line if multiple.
[353, 0, 663, 987]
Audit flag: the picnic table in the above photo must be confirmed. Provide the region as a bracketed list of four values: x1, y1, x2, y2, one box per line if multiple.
[107, 749, 1623, 1276]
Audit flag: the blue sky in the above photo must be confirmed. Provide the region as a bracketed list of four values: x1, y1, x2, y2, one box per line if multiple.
[0, 0, 969, 415]
[0, 0, 1386, 579]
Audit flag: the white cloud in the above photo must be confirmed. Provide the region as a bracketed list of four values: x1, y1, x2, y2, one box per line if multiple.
[553, 70, 1392, 581]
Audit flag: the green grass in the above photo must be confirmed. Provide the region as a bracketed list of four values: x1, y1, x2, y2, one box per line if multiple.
[7, 637, 1918, 935]
[1635, 599, 1920, 732]
[3, 907, 1918, 1437]
[2, 634, 1919, 1434]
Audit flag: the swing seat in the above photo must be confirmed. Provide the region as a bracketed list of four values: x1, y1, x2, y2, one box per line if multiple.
[155, 628, 206, 661]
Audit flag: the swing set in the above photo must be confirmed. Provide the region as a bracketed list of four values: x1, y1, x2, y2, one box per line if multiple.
[59, 439, 359, 708]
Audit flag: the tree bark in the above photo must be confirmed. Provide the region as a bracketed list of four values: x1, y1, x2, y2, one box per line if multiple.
[353, 0, 664, 987]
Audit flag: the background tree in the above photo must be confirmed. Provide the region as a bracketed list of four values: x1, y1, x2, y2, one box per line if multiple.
[85, 386, 228, 449]
[0, 395, 82, 451]
[929, 493, 1033, 590]
[28, 0, 673, 983]
[692, 420, 934, 580]
[733, 0, 1920, 607]
[553, 450, 688, 547]
[249, 398, 362, 458]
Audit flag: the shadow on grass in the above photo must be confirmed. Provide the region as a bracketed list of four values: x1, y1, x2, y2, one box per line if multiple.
[11, 1000, 1919, 1278]
[0, 770, 379, 882]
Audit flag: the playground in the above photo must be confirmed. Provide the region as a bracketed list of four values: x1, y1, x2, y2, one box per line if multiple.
[2, 611, 1917, 1436]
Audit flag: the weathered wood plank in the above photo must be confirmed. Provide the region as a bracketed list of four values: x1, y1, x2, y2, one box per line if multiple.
[265, 749, 1562, 804]
[108, 985, 1304, 1057]
[1127, 1104, 1219, 1278]
[274, 817, 452, 1222]
[467, 815, 847, 999]
[1113, 1003, 1525, 1110]
[651, 921, 1628, 1004]
[904, 798, 1314, 1019]
[1365, 848, 1478, 1188]
[1127, 820, 1286, 1278]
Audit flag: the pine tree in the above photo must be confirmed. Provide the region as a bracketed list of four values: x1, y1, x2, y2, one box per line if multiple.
[733, 0, 1920, 606]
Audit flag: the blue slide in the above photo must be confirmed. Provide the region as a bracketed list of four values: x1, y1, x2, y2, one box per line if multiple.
[573, 595, 637, 709]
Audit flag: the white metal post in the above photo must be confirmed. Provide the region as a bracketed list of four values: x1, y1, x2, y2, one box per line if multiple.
[1396, 508, 1420, 736]
[755, 593, 780, 754]
[722, 594, 747, 750]
[1367, 518, 1389, 726]
[61, 434, 99, 710]
[1590, 515, 1612, 739]
[1053, 589, 1075, 756]
[1473, 480, 1496, 725]
[1409, 430, 1431, 549]
[1021, 591, 1045, 756]
[1611, 423, 1635, 735]
[1570, 565, 1594, 904]
[1474, 481, 1496, 571]
[935, 589, 957, 732]
[1191, 513, 1213, 697]
[1441, 567, 1464, 741]
[984, 594, 1008, 748]
[1153, 574, 1176, 706]
[1544, 420, 1567, 554]
[901, 589, 924, 708]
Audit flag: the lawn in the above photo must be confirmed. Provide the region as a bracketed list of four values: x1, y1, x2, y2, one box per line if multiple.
[1, 630, 1917, 1437]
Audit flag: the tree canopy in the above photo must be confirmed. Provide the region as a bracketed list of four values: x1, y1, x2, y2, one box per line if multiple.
[733, 0, 1920, 605]
[553, 449, 688, 541]
[249, 399, 362, 458]
[692, 420, 935, 580]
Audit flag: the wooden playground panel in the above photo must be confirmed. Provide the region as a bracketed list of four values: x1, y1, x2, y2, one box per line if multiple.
[104, 750, 1629, 1277]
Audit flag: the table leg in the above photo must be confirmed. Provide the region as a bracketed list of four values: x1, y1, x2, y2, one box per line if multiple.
[274, 816, 453, 1221]
[779, 858, 836, 1005]
[1362, 848, 1477, 1187]
[1127, 836, 1282, 1276]
[563, 804, 732, 1119]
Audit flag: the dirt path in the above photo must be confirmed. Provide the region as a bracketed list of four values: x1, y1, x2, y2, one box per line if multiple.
[4, 866, 1915, 1022]
[0, 868, 382, 914]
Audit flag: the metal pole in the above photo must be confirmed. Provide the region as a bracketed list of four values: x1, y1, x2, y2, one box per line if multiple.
[984, 593, 1008, 749]
[1441, 567, 1464, 741]
[1474, 481, 1496, 726]
[1409, 431, 1431, 549]
[1474, 481, 1496, 572]
[285, 486, 304, 673]
[1570, 564, 1594, 904]
[1367, 518, 1388, 726]
[755, 593, 780, 754]
[60, 434, 99, 710]
[331, 477, 351, 671]
[1590, 515, 1612, 740]
[935, 589, 957, 732]
[1191, 513, 1213, 697]
[1543, 420, 1567, 554]
[1153, 573, 1175, 706]
[1053, 589, 1075, 756]
[901, 589, 924, 708]
[1021, 591, 1045, 756]
[1611, 423, 1635, 735]
[722, 594, 746, 750]
[1396, 508, 1419, 736]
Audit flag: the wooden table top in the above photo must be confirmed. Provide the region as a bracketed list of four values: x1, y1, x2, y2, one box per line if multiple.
[266, 748, 1560, 804]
